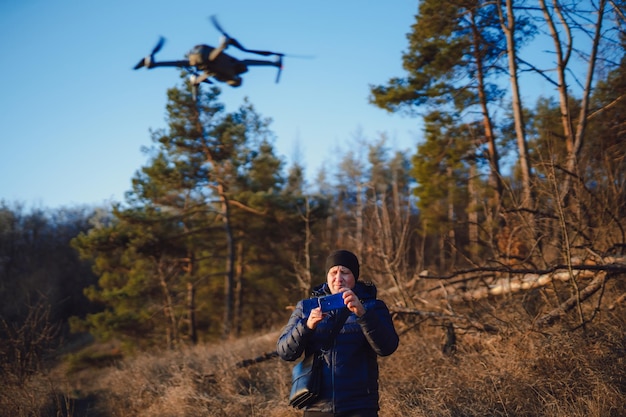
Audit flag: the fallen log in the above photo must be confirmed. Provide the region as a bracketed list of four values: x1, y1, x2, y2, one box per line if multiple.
[435, 257, 626, 303]
[447, 269, 596, 303]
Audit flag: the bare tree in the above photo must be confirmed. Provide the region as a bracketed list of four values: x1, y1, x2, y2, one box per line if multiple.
[497, 0, 534, 210]
[0, 299, 60, 386]
[537, 0, 609, 205]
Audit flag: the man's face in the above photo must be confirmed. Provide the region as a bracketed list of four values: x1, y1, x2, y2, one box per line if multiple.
[326, 265, 356, 294]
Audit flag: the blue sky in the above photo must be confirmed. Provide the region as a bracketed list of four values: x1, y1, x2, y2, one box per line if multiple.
[0, 0, 424, 209]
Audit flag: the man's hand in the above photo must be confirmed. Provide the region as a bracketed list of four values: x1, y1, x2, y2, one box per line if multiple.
[306, 306, 325, 329]
[341, 289, 366, 317]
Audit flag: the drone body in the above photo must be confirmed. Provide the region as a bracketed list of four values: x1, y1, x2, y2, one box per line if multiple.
[134, 16, 284, 93]
[186, 44, 248, 86]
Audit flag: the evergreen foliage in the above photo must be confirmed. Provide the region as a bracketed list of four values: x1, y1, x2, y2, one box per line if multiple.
[70, 83, 331, 347]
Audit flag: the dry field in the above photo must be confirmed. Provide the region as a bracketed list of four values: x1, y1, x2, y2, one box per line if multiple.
[2, 278, 626, 417]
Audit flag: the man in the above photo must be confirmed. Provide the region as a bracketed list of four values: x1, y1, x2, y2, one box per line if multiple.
[277, 250, 399, 417]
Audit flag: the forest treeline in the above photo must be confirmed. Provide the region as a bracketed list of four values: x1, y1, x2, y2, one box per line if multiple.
[1, 0, 625, 380]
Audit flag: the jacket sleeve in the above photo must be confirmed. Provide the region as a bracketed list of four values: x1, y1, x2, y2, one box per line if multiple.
[276, 300, 314, 361]
[357, 299, 399, 357]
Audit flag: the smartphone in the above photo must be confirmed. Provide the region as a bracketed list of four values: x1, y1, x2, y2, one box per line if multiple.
[301, 293, 346, 314]
[318, 293, 346, 312]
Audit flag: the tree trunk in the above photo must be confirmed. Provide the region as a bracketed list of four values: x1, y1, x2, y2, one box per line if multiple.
[296, 197, 314, 298]
[234, 238, 244, 337]
[468, 162, 480, 258]
[496, 0, 538, 263]
[498, 0, 533, 209]
[187, 281, 197, 344]
[157, 260, 178, 348]
[218, 183, 235, 339]
[470, 7, 503, 206]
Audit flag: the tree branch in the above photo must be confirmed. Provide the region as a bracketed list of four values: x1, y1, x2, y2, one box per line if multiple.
[535, 271, 608, 328]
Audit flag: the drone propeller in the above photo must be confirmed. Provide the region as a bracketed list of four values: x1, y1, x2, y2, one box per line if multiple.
[133, 36, 166, 69]
[151, 37, 166, 55]
[210, 16, 233, 42]
[209, 16, 285, 58]
[275, 56, 283, 83]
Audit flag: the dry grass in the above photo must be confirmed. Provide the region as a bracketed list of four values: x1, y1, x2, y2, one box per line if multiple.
[3, 285, 626, 417]
[379, 324, 626, 417]
[87, 332, 299, 417]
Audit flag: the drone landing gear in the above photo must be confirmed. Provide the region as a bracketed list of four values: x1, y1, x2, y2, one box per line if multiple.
[226, 77, 242, 87]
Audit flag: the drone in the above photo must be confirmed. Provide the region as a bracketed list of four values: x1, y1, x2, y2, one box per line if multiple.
[134, 16, 286, 96]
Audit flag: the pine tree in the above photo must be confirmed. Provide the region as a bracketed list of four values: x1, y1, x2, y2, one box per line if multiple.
[72, 80, 331, 345]
[411, 111, 474, 271]
[370, 0, 510, 209]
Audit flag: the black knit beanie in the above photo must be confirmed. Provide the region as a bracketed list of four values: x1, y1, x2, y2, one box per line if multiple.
[325, 250, 360, 280]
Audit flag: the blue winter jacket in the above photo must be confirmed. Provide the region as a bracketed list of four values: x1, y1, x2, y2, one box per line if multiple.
[276, 281, 399, 413]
